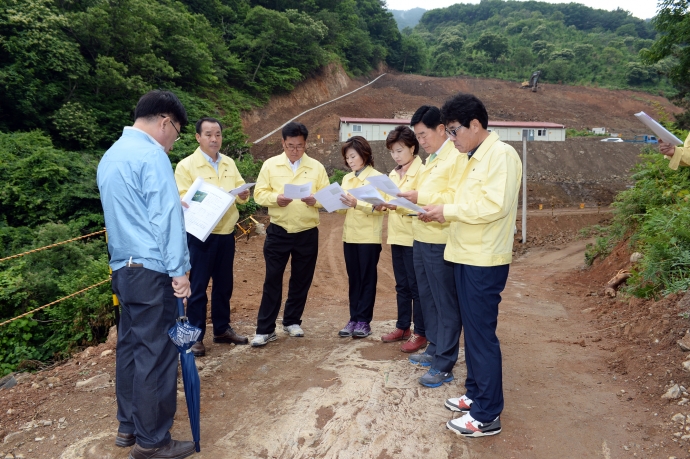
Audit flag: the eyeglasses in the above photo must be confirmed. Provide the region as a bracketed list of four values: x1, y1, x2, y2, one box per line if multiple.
[161, 115, 181, 142]
[285, 143, 305, 152]
[445, 125, 464, 138]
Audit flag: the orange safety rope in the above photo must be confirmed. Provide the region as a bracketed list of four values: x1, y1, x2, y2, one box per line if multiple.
[0, 277, 111, 327]
[0, 229, 107, 263]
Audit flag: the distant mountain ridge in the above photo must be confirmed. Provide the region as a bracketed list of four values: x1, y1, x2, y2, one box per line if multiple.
[389, 7, 426, 31]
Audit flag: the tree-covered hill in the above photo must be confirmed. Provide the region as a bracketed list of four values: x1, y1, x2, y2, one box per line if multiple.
[389, 7, 425, 30]
[400, 0, 670, 92]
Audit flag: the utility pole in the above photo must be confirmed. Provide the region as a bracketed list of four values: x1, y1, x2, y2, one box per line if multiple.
[522, 129, 528, 244]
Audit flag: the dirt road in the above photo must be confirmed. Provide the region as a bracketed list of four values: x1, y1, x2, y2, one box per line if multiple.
[0, 213, 679, 458]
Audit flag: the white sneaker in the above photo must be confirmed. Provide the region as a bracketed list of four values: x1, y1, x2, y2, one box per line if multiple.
[447, 413, 501, 437]
[251, 332, 277, 347]
[445, 394, 473, 412]
[283, 324, 304, 337]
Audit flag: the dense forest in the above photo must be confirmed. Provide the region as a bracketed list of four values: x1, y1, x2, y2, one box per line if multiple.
[398, 1, 670, 92]
[1, 0, 689, 374]
[0, 0, 403, 374]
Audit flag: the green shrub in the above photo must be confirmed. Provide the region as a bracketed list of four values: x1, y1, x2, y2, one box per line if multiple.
[329, 169, 347, 185]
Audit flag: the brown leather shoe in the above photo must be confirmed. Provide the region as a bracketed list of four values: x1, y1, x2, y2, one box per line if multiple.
[213, 326, 248, 345]
[128, 439, 195, 459]
[400, 333, 428, 353]
[115, 431, 136, 447]
[190, 341, 205, 357]
[381, 328, 411, 343]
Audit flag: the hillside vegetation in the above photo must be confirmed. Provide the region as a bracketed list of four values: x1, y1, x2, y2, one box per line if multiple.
[398, 0, 670, 93]
[0, 0, 402, 374]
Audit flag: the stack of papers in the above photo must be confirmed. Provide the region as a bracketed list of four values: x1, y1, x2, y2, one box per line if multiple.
[313, 182, 349, 212]
[182, 177, 236, 242]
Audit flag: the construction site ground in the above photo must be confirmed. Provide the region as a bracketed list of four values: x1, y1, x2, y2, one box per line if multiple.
[3, 211, 690, 459]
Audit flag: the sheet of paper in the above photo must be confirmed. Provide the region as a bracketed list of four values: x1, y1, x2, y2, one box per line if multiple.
[347, 184, 386, 206]
[182, 177, 236, 242]
[314, 182, 349, 212]
[387, 197, 427, 214]
[284, 182, 312, 199]
[365, 174, 401, 196]
[634, 111, 683, 145]
[229, 182, 255, 196]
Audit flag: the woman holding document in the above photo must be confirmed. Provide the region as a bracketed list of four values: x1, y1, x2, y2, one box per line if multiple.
[337, 136, 385, 339]
[379, 126, 428, 353]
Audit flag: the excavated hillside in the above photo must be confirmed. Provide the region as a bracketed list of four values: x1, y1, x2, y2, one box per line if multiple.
[243, 66, 679, 206]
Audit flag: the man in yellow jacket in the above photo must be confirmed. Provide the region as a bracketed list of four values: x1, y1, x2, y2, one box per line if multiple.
[251, 122, 330, 347]
[422, 93, 522, 438]
[398, 106, 463, 388]
[175, 117, 251, 356]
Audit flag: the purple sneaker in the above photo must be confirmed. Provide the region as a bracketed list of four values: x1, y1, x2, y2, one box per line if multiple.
[339, 321, 357, 337]
[352, 322, 371, 338]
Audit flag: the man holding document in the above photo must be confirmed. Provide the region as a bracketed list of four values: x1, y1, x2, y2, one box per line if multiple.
[251, 122, 330, 347]
[175, 117, 251, 356]
[659, 135, 690, 169]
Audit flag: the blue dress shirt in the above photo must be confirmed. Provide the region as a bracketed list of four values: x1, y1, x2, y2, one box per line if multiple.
[97, 127, 191, 276]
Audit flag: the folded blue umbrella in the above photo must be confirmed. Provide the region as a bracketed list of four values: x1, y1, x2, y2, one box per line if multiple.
[168, 298, 201, 452]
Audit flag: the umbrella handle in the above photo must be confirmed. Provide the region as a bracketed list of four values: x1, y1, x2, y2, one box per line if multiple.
[177, 298, 185, 319]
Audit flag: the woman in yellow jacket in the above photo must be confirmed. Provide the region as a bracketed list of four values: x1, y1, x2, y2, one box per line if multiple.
[379, 126, 428, 353]
[337, 136, 385, 338]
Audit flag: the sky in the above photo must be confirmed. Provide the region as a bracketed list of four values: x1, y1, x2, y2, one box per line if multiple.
[384, 0, 659, 20]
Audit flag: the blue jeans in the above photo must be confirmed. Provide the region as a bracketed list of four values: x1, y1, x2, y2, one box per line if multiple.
[112, 266, 178, 448]
[413, 241, 461, 372]
[454, 263, 509, 422]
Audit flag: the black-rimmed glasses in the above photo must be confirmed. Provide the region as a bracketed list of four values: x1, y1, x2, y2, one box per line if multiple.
[445, 125, 463, 138]
[161, 115, 181, 142]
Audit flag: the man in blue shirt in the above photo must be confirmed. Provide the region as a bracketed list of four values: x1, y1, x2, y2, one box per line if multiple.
[98, 90, 196, 459]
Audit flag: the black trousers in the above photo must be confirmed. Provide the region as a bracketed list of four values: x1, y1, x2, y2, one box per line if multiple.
[413, 240, 461, 373]
[454, 263, 509, 422]
[112, 266, 177, 449]
[391, 244, 424, 334]
[343, 242, 382, 323]
[186, 233, 235, 341]
[256, 224, 319, 334]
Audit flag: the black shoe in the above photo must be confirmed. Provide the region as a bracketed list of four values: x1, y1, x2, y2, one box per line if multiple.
[128, 439, 196, 459]
[213, 326, 249, 345]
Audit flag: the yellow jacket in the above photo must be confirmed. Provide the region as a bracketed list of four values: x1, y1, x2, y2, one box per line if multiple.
[339, 165, 385, 243]
[254, 152, 330, 233]
[443, 132, 522, 266]
[387, 156, 423, 246]
[669, 133, 690, 170]
[412, 140, 463, 244]
[174, 148, 247, 235]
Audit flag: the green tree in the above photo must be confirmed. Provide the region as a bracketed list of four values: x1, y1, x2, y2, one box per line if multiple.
[473, 32, 509, 62]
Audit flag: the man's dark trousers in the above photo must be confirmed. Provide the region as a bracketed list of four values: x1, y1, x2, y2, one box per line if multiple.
[343, 242, 381, 323]
[256, 224, 318, 334]
[454, 263, 509, 423]
[186, 232, 235, 341]
[112, 266, 177, 449]
[413, 241, 461, 372]
[391, 244, 424, 334]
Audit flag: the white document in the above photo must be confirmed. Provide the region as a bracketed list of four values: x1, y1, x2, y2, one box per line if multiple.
[365, 174, 401, 196]
[387, 197, 427, 214]
[634, 111, 683, 145]
[181, 177, 236, 242]
[314, 182, 349, 212]
[347, 184, 387, 206]
[284, 182, 312, 199]
[229, 182, 255, 196]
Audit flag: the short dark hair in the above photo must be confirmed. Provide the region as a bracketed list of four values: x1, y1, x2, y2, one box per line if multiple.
[441, 93, 489, 129]
[341, 136, 374, 168]
[385, 125, 419, 155]
[195, 117, 223, 134]
[134, 90, 188, 127]
[410, 105, 442, 129]
[282, 122, 308, 141]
